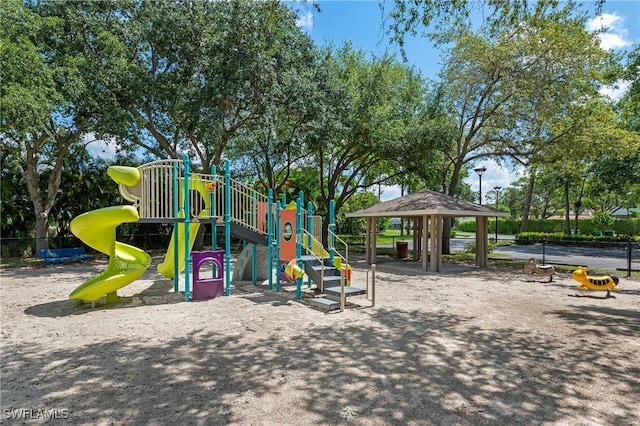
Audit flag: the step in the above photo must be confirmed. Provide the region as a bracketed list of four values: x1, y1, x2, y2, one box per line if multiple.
[310, 265, 341, 276]
[320, 276, 343, 286]
[324, 286, 366, 297]
[300, 255, 322, 265]
[300, 255, 334, 267]
[308, 297, 340, 312]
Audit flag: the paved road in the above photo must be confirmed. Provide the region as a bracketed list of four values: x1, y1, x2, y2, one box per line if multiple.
[389, 236, 639, 271]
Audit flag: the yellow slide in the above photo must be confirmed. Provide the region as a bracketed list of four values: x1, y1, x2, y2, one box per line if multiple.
[69, 205, 151, 303]
[157, 176, 214, 279]
[156, 216, 201, 279]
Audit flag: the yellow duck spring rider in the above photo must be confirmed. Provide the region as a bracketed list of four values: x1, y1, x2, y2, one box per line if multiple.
[572, 266, 620, 298]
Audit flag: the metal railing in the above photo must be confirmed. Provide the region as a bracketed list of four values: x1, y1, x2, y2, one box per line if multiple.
[328, 229, 349, 273]
[225, 176, 268, 234]
[300, 229, 326, 291]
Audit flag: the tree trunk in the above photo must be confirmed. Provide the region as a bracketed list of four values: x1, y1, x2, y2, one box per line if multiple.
[572, 199, 583, 235]
[321, 219, 329, 248]
[520, 171, 536, 233]
[443, 160, 465, 255]
[34, 212, 49, 253]
[25, 128, 82, 254]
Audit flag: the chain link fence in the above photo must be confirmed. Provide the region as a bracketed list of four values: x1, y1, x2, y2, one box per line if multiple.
[0, 224, 237, 261]
[531, 239, 640, 278]
[3, 231, 638, 278]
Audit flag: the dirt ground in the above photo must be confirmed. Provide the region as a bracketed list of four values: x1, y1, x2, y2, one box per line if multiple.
[1, 255, 639, 425]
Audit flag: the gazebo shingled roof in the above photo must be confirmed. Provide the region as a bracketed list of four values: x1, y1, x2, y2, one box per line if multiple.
[346, 189, 508, 218]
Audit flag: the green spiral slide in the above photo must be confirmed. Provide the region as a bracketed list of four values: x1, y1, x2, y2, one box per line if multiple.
[69, 167, 151, 304]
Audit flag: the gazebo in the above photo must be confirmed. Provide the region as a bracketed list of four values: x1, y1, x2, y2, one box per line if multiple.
[346, 189, 510, 272]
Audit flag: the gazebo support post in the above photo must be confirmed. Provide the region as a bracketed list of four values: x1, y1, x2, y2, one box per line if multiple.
[475, 216, 488, 267]
[430, 215, 443, 272]
[365, 217, 370, 264]
[371, 217, 377, 264]
[366, 216, 378, 265]
[422, 215, 429, 271]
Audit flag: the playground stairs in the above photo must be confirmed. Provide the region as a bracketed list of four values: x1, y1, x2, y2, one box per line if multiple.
[301, 254, 366, 312]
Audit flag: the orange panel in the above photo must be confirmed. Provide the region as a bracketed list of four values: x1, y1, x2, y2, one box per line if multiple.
[280, 209, 296, 261]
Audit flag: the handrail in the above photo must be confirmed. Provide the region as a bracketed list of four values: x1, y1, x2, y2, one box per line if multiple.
[328, 230, 349, 273]
[300, 229, 325, 291]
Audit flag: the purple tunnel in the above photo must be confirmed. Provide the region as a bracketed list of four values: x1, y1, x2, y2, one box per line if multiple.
[191, 250, 225, 300]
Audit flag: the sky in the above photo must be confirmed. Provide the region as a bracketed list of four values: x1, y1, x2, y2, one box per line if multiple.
[296, 0, 640, 202]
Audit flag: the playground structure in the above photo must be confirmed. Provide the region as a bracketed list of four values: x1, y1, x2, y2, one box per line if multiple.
[572, 266, 620, 297]
[69, 157, 368, 310]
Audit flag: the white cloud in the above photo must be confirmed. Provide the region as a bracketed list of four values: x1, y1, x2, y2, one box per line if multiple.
[84, 133, 119, 161]
[296, 11, 313, 31]
[379, 160, 523, 203]
[599, 79, 632, 101]
[379, 184, 402, 201]
[586, 12, 621, 31]
[597, 32, 631, 50]
[466, 159, 523, 204]
[586, 13, 631, 50]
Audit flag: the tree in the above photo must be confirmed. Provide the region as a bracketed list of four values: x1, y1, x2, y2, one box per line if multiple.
[306, 44, 427, 243]
[585, 152, 640, 211]
[1, 0, 121, 252]
[592, 210, 613, 234]
[617, 45, 640, 133]
[385, 0, 600, 48]
[0, 145, 33, 239]
[227, 40, 320, 199]
[388, 1, 639, 245]
[48, 146, 126, 238]
[105, 0, 316, 172]
[339, 192, 382, 235]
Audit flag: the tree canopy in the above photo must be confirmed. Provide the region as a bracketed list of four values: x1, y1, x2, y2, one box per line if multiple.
[1, 0, 638, 254]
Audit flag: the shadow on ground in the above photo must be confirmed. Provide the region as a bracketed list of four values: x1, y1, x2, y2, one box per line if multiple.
[4, 305, 639, 424]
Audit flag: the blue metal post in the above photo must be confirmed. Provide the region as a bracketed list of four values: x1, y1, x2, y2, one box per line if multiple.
[329, 199, 335, 263]
[307, 201, 313, 250]
[224, 160, 231, 296]
[183, 156, 191, 301]
[172, 162, 180, 292]
[267, 189, 274, 290]
[211, 165, 217, 251]
[306, 201, 313, 288]
[295, 191, 304, 300]
[251, 192, 257, 285]
[275, 200, 281, 292]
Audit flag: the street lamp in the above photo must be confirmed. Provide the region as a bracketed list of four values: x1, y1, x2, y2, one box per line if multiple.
[494, 186, 502, 242]
[474, 166, 487, 205]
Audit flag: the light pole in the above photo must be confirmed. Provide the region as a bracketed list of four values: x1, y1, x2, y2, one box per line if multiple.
[474, 166, 487, 205]
[494, 186, 502, 242]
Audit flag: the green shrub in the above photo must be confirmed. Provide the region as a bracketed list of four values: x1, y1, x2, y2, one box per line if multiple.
[592, 211, 614, 232]
[458, 220, 476, 233]
[463, 240, 496, 253]
[458, 218, 521, 234]
[515, 232, 639, 244]
[456, 217, 639, 236]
